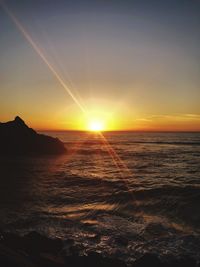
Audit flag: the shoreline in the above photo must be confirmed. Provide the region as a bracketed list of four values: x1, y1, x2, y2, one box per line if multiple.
[0, 231, 199, 267]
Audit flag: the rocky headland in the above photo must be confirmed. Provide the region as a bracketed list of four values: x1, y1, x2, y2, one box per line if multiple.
[0, 116, 66, 155]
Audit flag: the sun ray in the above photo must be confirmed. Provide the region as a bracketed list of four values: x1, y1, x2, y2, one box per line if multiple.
[82, 132, 136, 220]
[98, 132, 136, 202]
[1, 2, 86, 114]
[1, 1, 136, 213]
[64, 135, 90, 164]
[99, 133, 131, 176]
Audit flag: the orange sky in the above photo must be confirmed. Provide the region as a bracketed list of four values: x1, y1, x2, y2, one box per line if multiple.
[0, 1, 200, 131]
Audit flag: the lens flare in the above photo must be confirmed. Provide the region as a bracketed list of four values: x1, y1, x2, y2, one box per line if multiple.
[1, 2, 86, 114]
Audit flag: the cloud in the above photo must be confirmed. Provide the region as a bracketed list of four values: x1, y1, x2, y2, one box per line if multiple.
[136, 114, 200, 124]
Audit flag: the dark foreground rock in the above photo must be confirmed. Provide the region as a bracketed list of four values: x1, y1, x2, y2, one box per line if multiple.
[132, 253, 162, 267]
[2, 231, 63, 255]
[0, 116, 66, 155]
[131, 253, 198, 267]
[0, 231, 199, 267]
[65, 252, 126, 267]
[0, 231, 127, 267]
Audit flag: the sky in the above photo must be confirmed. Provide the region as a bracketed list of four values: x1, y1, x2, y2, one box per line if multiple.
[0, 0, 200, 131]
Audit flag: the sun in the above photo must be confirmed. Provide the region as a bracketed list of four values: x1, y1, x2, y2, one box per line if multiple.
[88, 120, 105, 132]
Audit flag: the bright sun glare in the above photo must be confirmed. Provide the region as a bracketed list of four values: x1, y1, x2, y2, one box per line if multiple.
[88, 120, 104, 132]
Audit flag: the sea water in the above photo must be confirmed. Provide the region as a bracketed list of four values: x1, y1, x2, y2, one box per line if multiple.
[0, 132, 200, 263]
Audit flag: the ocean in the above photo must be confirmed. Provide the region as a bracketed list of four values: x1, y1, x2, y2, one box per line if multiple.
[0, 131, 200, 264]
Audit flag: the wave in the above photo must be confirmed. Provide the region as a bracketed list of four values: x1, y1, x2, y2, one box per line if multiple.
[64, 141, 200, 146]
[111, 185, 200, 228]
[131, 141, 200, 146]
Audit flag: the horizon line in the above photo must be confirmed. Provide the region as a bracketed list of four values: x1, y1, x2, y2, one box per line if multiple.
[37, 129, 200, 133]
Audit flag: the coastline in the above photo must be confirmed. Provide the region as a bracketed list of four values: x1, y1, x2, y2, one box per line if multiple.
[0, 231, 199, 267]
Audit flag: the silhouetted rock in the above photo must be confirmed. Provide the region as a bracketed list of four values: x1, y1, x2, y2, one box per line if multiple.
[2, 231, 63, 254]
[1, 232, 25, 251]
[24, 231, 63, 254]
[0, 231, 128, 267]
[164, 255, 197, 267]
[0, 231, 65, 267]
[0, 231, 199, 267]
[0, 241, 37, 267]
[132, 254, 198, 267]
[65, 252, 127, 267]
[0, 116, 66, 155]
[132, 253, 162, 267]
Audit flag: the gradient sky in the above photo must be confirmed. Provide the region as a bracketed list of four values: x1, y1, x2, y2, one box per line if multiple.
[0, 0, 200, 130]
